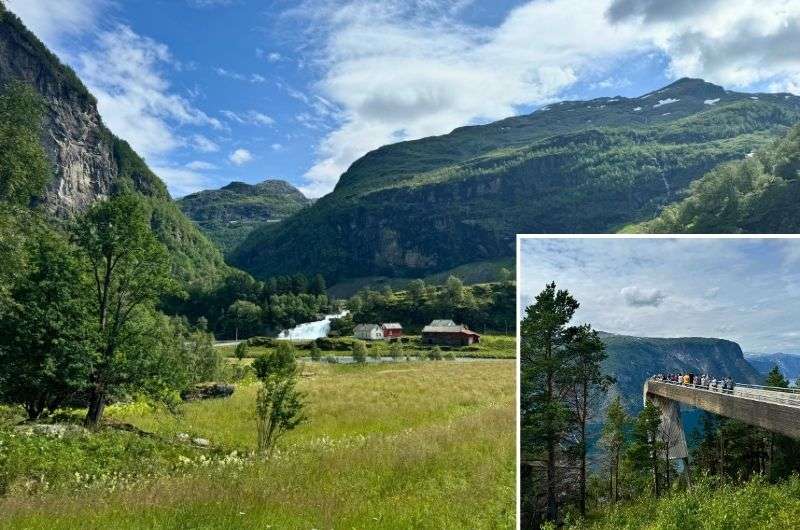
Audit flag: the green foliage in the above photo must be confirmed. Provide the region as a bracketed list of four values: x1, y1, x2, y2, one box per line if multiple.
[253, 340, 305, 454]
[635, 124, 800, 233]
[165, 270, 334, 340]
[627, 400, 665, 497]
[350, 280, 514, 333]
[429, 346, 443, 361]
[0, 82, 50, 206]
[368, 344, 382, 361]
[177, 180, 311, 256]
[389, 341, 403, 360]
[234, 341, 249, 361]
[309, 342, 322, 361]
[352, 341, 367, 363]
[0, 217, 93, 419]
[329, 313, 355, 337]
[73, 194, 181, 426]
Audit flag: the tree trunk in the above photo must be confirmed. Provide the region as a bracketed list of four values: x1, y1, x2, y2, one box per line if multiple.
[84, 385, 106, 428]
[579, 382, 587, 516]
[545, 339, 558, 523]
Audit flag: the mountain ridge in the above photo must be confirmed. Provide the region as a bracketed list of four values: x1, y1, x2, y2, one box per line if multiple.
[232, 78, 800, 283]
[177, 178, 310, 255]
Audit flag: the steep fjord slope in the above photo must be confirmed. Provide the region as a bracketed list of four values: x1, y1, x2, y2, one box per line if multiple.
[600, 333, 762, 411]
[632, 123, 800, 233]
[178, 179, 310, 256]
[232, 78, 800, 283]
[0, 6, 227, 283]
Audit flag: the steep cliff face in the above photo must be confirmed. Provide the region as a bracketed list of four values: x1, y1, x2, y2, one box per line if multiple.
[0, 6, 225, 283]
[746, 352, 800, 380]
[600, 332, 762, 412]
[0, 7, 166, 215]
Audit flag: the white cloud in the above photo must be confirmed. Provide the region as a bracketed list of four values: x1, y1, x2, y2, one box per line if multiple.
[185, 160, 218, 170]
[151, 165, 215, 198]
[215, 67, 267, 84]
[271, 143, 284, 151]
[5, 0, 105, 45]
[74, 25, 222, 161]
[229, 148, 253, 165]
[221, 110, 275, 127]
[192, 134, 220, 153]
[621, 286, 667, 307]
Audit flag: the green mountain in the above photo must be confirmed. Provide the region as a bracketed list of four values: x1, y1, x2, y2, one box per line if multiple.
[630, 123, 800, 233]
[0, 5, 227, 284]
[599, 332, 762, 412]
[231, 78, 800, 284]
[177, 179, 310, 256]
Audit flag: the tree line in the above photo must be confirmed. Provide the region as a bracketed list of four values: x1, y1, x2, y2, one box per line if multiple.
[349, 274, 514, 333]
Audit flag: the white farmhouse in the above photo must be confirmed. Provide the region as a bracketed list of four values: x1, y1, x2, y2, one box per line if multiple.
[353, 323, 384, 341]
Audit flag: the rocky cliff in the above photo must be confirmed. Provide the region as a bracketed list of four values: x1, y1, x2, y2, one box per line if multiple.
[600, 332, 762, 412]
[0, 6, 225, 283]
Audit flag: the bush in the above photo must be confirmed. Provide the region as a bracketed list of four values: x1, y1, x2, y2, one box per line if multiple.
[253, 342, 296, 380]
[324, 355, 338, 364]
[369, 345, 382, 361]
[314, 337, 357, 351]
[389, 341, 403, 360]
[445, 350, 456, 361]
[429, 347, 443, 361]
[234, 342, 248, 360]
[247, 336, 275, 347]
[352, 341, 367, 363]
[418, 349, 428, 361]
[310, 343, 322, 361]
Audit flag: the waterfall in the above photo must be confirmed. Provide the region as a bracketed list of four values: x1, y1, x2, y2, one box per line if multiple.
[277, 310, 349, 340]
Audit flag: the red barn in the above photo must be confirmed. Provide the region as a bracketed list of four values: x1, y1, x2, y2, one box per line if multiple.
[381, 323, 403, 340]
[421, 320, 480, 346]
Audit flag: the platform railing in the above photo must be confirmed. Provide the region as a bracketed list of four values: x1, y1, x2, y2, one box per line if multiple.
[649, 377, 800, 408]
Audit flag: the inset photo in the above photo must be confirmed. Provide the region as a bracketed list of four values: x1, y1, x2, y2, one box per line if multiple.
[518, 235, 800, 529]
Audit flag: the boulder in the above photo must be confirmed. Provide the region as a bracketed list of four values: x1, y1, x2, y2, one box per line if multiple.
[180, 383, 235, 401]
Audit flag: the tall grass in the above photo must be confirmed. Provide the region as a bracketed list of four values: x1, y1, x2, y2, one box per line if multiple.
[0, 361, 515, 529]
[574, 475, 800, 530]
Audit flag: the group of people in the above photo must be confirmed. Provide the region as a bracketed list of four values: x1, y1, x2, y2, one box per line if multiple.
[652, 373, 735, 393]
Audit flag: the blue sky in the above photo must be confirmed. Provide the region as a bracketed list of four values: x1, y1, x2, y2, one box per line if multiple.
[519, 237, 800, 355]
[7, 0, 800, 197]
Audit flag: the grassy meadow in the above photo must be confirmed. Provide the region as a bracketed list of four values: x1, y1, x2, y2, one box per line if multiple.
[0, 360, 515, 529]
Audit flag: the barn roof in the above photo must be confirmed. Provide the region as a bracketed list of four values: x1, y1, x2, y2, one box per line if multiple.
[381, 323, 402, 329]
[429, 319, 456, 327]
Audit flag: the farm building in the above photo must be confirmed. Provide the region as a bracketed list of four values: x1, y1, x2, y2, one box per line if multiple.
[354, 324, 383, 341]
[381, 323, 403, 339]
[421, 320, 480, 346]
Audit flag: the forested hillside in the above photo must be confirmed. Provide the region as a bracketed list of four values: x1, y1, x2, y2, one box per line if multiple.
[178, 179, 310, 255]
[0, 5, 227, 284]
[232, 78, 800, 284]
[632, 123, 800, 233]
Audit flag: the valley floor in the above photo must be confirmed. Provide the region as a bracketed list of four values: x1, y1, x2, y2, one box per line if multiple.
[0, 360, 515, 529]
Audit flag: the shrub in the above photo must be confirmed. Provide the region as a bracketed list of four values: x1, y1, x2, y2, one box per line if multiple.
[352, 341, 367, 363]
[248, 336, 275, 347]
[389, 341, 403, 360]
[429, 347, 443, 361]
[253, 342, 296, 380]
[234, 342, 249, 361]
[369, 345, 382, 361]
[310, 343, 322, 361]
[445, 350, 456, 361]
[324, 355, 338, 364]
[418, 349, 428, 361]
